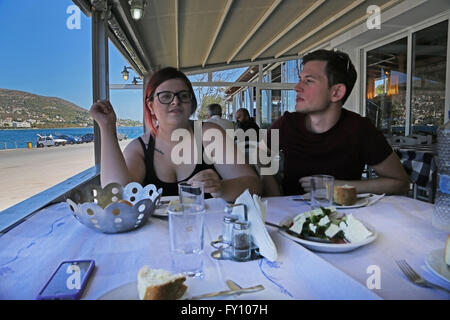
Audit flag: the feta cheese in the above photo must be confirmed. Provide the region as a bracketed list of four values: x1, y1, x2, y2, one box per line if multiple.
[309, 223, 317, 233]
[311, 208, 324, 217]
[325, 223, 341, 238]
[340, 215, 372, 243]
[318, 215, 330, 226]
[289, 217, 306, 235]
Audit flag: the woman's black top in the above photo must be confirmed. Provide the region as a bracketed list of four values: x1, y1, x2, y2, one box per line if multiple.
[137, 133, 219, 197]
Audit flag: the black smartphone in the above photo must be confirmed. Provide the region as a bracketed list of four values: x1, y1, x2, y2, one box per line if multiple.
[36, 260, 95, 300]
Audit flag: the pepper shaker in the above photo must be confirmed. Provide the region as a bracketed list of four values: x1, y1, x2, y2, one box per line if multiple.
[232, 220, 251, 261]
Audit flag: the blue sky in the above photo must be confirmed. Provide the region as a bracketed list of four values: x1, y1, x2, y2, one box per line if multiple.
[0, 0, 143, 121]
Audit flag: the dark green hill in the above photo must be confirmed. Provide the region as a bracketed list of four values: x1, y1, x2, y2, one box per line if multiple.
[0, 88, 142, 128]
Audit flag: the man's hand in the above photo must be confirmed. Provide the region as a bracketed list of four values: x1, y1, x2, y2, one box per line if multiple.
[299, 176, 313, 192]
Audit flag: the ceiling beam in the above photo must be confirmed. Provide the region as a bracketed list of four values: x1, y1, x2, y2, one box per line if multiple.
[202, 0, 234, 67]
[226, 0, 282, 64]
[298, 0, 402, 56]
[275, 0, 366, 58]
[251, 0, 326, 61]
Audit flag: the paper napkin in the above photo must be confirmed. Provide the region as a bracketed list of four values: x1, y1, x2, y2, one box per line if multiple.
[232, 190, 278, 262]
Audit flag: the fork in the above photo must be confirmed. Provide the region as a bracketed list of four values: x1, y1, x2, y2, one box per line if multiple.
[395, 259, 450, 293]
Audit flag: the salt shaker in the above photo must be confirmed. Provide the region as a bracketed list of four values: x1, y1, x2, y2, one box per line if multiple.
[232, 220, 251, 261]
[222, 215, 239, 244]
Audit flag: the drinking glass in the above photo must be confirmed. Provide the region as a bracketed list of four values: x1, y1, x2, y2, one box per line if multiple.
[168, 203, 205, 278]
[178, 181, 204, 208]
[309, 175, 335, 208]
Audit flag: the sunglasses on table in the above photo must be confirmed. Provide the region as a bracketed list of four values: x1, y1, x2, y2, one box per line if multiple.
[148, 90, 193, 104]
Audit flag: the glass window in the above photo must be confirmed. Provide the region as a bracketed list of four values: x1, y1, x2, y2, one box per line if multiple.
[261, 89, 282, 127]
[366, 38, 408, 135]
[411, 20, 448, 136]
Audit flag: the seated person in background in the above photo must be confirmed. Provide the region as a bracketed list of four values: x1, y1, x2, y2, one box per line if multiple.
[263, 49, 409, 196]
[235, 108, 260, 132]
[204, 103, 234, 131]
[90, 67, 261, 202]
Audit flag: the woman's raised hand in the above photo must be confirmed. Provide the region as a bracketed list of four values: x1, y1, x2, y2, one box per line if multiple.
[89, 99, 117, 129]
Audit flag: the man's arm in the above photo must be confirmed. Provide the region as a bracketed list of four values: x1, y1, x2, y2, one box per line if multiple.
[335, 152, 409, 195]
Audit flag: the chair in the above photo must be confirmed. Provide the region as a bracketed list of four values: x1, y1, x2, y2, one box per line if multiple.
[390, 135, 420, 145]
[409, 134, 432, 145]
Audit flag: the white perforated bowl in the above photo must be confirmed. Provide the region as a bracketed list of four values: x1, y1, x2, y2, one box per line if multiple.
[66, 182, 163, 233]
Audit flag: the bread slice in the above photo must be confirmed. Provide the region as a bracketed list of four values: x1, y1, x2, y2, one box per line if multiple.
[137, 266, 187, 300]
[334, 185, 357, 206]
[445, 235, 450, 267]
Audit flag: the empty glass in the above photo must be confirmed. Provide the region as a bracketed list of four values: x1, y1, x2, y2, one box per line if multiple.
[309, 175, 335, 208]
[178, 181, 204, 208]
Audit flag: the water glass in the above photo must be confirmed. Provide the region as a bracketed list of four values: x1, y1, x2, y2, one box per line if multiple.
[168, 203, 206, 278]
[309, 175, 335, 208]
[178, 181, 204, 208]
[432, 191, 450, 232]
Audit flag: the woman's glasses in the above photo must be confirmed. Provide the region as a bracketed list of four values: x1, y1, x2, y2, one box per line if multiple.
[149, 90, 192, 104]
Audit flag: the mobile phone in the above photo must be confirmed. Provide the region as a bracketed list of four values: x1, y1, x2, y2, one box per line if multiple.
[36, 260, 95, 300]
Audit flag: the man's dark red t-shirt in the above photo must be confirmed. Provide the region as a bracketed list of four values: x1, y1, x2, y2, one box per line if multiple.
[269, 109, 393, 195]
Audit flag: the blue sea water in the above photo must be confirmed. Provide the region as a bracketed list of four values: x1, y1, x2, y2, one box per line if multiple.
[0, 126, 144, 150]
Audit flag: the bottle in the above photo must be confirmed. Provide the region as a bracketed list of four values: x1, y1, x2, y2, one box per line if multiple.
[222, 215, 239, 244]
[232, 220, 251, 261]
[433, 111, 450, 232]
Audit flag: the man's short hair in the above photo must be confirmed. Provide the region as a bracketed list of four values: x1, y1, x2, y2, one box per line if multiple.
[302, 49, 357, 105]
[207, 103, 223, 116]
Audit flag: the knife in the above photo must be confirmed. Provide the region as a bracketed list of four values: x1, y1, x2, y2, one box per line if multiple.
[185, 284, 264, 300]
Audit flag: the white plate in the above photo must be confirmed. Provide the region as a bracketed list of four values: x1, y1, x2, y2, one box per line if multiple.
[334, 198, 370, 209]
[97, 280, 195, 300]
[98, 281, 140, 300]
[153, 196, 179, 217]
[279, 222, 377, 253]
[425, 248, 450, 283]
[298, 193, 371, 209]
[97, 277, 241, 300]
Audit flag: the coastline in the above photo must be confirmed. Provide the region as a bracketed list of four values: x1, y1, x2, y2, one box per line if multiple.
[0, 140, 131, 212]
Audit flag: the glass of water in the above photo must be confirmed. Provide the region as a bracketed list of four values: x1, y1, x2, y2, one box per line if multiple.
[168, 203, 206, 278]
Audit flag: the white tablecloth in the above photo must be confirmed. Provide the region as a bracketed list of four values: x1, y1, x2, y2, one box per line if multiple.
[0, 195, 448, 300]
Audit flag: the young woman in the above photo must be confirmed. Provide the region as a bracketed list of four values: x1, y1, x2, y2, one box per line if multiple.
[89, 67, 261, 202]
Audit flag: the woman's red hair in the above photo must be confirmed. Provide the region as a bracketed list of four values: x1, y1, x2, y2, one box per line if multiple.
[143, 67, 197, 135]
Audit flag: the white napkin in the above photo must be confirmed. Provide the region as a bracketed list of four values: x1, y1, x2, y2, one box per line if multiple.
[232, 190, 278, 262]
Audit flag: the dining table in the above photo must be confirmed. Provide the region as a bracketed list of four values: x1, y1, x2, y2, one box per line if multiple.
[0, 194, 449, 300]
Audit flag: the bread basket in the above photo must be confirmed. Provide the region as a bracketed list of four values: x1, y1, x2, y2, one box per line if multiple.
[66, 181, 162, 234]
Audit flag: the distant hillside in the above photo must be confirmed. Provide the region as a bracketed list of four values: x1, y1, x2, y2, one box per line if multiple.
[0, 88, 142, 128]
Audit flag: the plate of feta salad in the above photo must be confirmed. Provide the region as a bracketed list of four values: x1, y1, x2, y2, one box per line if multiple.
[279, 207, 377, 253]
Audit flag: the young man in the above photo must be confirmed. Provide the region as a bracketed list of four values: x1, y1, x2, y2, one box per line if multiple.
[265, 49, 409, 196]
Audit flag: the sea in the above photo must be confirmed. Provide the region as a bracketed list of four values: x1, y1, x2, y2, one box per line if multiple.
[0, 126, 144, 150]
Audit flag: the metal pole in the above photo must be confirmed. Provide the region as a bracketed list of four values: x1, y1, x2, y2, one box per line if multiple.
[91, 4, 110, 165]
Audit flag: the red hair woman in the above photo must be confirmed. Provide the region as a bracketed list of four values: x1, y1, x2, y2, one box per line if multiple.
[90, 67, 261, 201]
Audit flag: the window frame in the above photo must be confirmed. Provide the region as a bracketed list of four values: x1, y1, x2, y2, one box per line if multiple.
[360, 12, 450, 135]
